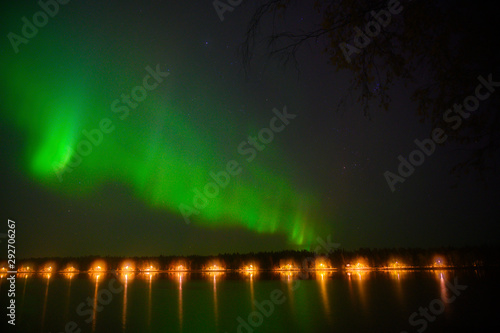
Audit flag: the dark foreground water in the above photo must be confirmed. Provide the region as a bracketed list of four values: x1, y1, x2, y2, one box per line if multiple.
[1, 270, 499, 333]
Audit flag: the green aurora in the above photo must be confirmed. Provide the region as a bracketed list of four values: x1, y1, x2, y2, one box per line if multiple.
[0, 7, 324, 247]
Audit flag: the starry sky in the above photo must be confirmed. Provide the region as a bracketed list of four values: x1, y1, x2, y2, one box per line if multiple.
[1, 1, 499, 257]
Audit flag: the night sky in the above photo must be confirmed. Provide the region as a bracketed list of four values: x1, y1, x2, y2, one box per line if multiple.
[1, 1, 499, 258]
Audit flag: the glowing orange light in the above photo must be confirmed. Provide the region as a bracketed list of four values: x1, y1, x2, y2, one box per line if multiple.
[346, 261, 369, 270]
[275, 262, 298, 271]
[316, 262, 328, 270]
[207, 264, 225, 271]
[391, 261, 402, 268]
[42, 265, 54, 273]
[433, 258, 445, 268]
[242, 264, 256, 271]
[119, 261, 136, 272]
[143, 265, 159, 272]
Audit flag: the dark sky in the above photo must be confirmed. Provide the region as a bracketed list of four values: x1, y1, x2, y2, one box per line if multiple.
[1, 1, 498, 258]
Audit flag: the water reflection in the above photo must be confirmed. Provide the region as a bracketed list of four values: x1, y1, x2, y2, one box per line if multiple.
[438, 271, 447, 297]
[14, 273, 28, 324]
[92, 274, 100, 332]
[203, 272, 223, 326]
[317, 272, 331, 317]
[41, 273, 51, 332]
[13, 272, 30, 324]
[346, 270, 369, 312]
[386, 270, 407, 304]
[11, 269, 483, 333]
[278, 270, 300, 281]
[279, 271, 298, 312]
[347, 271, 353, 298]
[0, 274, 4, 296]
[64, 273, 75, 320]
[178, 272, 185, 331]
[148, 273, 153, 328]
[138, 272, 157, 329]
[119, 273, 134, 332]
[21, 273, 29, 303]
[134, 272, 157, 330]
[249, 272, 255, 310]
[356, 271, 368, 310]
[434, 270, 451, 311]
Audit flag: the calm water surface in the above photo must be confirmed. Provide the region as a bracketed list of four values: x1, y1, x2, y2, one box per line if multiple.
[2, 270, 498, 333]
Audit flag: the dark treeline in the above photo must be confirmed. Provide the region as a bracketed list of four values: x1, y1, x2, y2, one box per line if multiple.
[12, 246, 500, 271]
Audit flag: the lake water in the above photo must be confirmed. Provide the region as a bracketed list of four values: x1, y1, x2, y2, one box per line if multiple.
[2, 270, 498, 333]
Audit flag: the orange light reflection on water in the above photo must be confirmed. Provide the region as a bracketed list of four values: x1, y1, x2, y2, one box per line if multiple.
[41, 273, 51, 331]
[317, 272, 331, 318]
[178, 272, 185, 330]
[122, 274, 129, 331]
[91, 274, 100, 332]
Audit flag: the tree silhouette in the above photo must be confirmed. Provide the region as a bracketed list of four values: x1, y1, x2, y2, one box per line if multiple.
[240, 0, 500, 182]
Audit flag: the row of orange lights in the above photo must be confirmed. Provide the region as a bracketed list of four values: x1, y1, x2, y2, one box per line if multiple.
[3, 257, 449, 273]
[4, 270, 449, 282]
[11, 263, 223, 272]
[8, 263, 368, 272]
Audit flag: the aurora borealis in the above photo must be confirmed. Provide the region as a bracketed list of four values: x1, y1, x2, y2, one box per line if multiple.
[1, 0, 499, 257]
[1, 1, 325, 252]
[1, 35, 320, 247]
